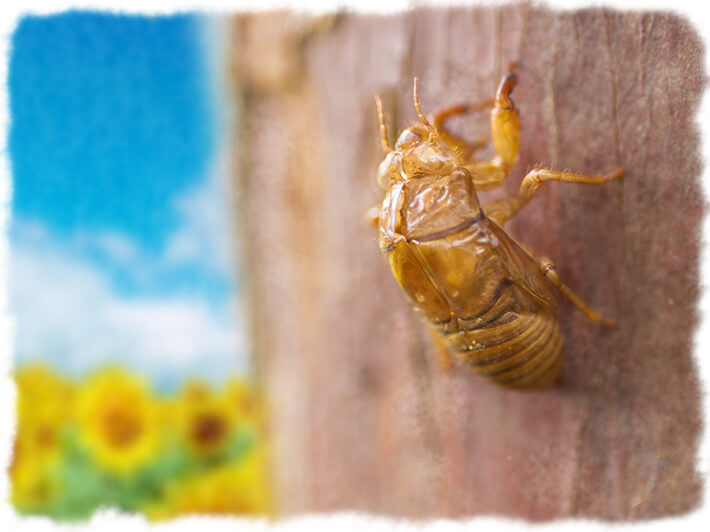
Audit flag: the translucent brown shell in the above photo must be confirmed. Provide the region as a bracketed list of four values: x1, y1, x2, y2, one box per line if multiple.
[374, 72, 622, 389]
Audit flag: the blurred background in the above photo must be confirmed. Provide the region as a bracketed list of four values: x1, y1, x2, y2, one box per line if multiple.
[7, 12, 269, 520]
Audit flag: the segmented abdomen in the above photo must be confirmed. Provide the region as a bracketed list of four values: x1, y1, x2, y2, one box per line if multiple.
[386, 216, 563, 390]
[441, 307, 562, 389]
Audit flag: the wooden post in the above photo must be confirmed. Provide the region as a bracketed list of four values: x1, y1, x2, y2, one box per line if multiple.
[229, 7, 704, 520]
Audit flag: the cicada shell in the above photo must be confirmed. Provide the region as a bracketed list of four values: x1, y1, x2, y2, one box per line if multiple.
[374, 72, 622, 390]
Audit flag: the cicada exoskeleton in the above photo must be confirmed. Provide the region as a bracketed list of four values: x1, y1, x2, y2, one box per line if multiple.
[374, 72, 622, 390]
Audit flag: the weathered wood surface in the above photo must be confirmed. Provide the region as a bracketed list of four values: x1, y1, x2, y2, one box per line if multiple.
[229, 6, 704, 521]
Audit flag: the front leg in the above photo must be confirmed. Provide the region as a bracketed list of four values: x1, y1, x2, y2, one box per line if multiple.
[461, 71, 521, 191]
[430, 70, 520, 192]
[432, 101, 493, 160]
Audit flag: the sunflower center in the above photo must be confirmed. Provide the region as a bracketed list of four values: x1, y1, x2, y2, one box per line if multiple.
[35, 426, 56, 450]
[101, 403, 142, 448]
[192, 413, 226, 447]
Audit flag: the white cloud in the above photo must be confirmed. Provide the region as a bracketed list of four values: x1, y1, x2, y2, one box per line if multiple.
[8, 145, 249, 388]
[78, 229, 141, 265]
[104, 299, 239, 365]
[10, 146, 240, 290]
[10, 230, 248, 386]
[162, 149, 238, 278]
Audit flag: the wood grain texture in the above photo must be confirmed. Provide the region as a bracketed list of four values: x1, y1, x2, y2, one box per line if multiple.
[229, 6, 704, 520]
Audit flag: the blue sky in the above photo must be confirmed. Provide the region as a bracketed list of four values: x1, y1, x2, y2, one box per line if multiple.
[7, 12, 244, 391]
[10, 13, 215, 247]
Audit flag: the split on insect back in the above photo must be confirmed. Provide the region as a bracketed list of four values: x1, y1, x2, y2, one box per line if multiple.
[372, 69, 623, 390]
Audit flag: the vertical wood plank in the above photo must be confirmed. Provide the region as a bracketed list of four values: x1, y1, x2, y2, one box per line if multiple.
[230, 6, 703, 520]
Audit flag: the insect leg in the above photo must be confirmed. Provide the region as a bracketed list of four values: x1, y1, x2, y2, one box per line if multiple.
[537, 256, 617, 327]
[519, 167, 623, 207]
[428, 326, 454, 370]
[463, 160, 513, 191]
[483, 167, 624, 226]
[458, 72, 520, 191]
[432, 101, 493, 160]
[481, 195, 523, 226]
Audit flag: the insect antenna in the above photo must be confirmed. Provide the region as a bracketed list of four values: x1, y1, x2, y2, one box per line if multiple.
[413, 77, 437, 139]
[374, 95, 392, 153]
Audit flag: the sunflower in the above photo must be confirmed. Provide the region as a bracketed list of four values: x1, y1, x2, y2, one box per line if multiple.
[144, 447, 271, 519]
[76, 368, 160, 475]
[178, 381, 235, 456]
[13, 364, 74, 465]
[174, 380, 237, 458]
[10, 446, 62, 512]
[10, 365, 76, 512]
[225, 377, 262, 424]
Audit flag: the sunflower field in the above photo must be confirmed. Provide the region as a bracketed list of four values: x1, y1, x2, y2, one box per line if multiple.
[10, 364, 271, 520]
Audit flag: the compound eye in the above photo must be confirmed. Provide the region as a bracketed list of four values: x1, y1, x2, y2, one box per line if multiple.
[395, 129, 422, 150]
